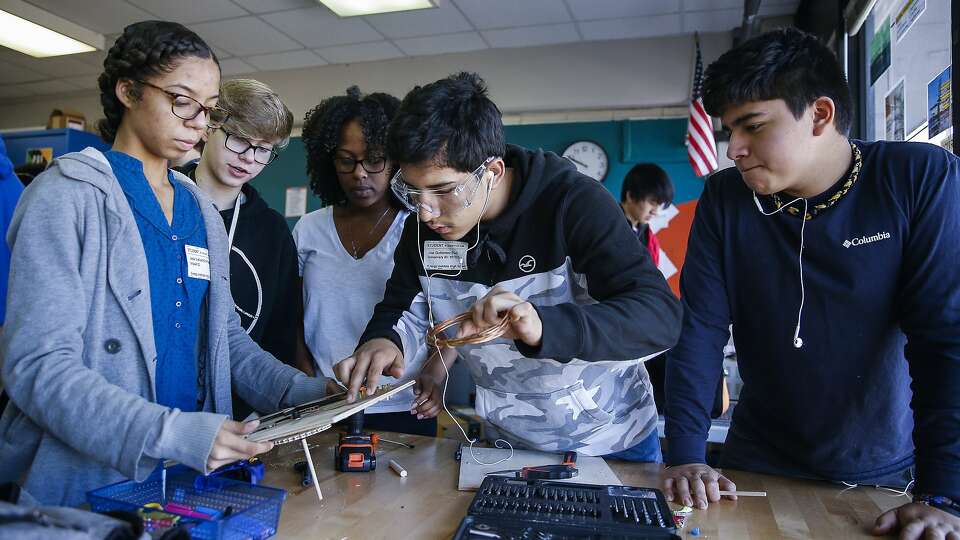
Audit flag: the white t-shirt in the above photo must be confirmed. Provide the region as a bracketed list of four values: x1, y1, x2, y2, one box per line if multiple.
[293, 206, 425, 413]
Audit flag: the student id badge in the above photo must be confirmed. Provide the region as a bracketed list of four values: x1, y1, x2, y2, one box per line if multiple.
[423, 241, 468, 271]
[185, 245, 210, 281]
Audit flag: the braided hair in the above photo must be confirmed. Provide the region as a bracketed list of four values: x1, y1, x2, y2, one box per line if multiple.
[301, 86, 401, 208]
[97, 21, 219, 143]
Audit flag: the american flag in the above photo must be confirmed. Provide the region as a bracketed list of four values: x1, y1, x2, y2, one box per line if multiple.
[687, 34, 718, 177]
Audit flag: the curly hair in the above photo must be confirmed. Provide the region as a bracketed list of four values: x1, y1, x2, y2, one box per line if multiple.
[301, 86, 401, 207]
[97, 21, 219, 143]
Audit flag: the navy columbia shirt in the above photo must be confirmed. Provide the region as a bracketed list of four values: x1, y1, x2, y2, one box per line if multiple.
[105, 151, 209, 412]
[665, 140, 960, 499]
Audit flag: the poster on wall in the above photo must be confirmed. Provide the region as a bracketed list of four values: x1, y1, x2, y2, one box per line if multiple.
[885, 79, 905, 141]
[284, 186, 307, 217]
[927, 66, 952, 138]
[892, 0, 925, 42]
[870, 16, 891, 85]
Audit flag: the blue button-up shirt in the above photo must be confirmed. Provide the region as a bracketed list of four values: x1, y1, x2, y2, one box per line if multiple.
[105, 151, 208, 412]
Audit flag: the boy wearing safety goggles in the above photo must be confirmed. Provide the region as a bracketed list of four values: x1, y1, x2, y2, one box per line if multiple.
[334, 72, 681, 460]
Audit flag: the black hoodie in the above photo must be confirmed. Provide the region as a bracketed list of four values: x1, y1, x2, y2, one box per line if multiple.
[179, 164, 300, 374]
[358, 145, 682, 455]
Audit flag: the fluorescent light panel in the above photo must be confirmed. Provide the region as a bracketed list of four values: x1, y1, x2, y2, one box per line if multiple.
[0, 0, 103, 57]
[319, 0, 435, 17]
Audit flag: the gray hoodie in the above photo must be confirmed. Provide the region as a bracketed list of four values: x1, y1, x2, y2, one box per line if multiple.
[0, 148, 324, 506]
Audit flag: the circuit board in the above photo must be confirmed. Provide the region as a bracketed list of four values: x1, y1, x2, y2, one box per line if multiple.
[247, 381, 415, 444]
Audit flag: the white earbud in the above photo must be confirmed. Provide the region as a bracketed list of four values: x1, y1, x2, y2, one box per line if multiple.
[752, 191, 808, 350]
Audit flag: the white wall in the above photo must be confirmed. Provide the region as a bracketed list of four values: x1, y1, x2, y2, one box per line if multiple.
[0, 32, 731, 131]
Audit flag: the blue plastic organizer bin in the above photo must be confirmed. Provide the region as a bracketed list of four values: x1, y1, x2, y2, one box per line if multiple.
[86, 464, 286, 540]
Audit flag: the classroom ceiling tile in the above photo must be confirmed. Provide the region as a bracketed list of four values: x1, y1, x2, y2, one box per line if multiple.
[0, 47, 29, 64]
[72, 49, 109, 68]
[0, 85, 35, 98]
[683, 8, 743, 33]
[453, 0, 571, 29]
[126, 0, 248, 23]
[231, 0, 315, 13]
[10, 79, 82, 96]
[20, 56, 103, 78]
[244, 49, 328, 71]
[314, 41, 405, 64]
[364, 0, 473, 39]
[481, 23, 580, 48]
[566, 0, 681, 21]
[393, 31, 487, 56]
[683, 0, 742, 10]
[218, 58, 256, 76]
[261, 7, 384, 48]
[210, 46, 233, 60]
[0, 60, 46, 84]
[190, 17, 302, 56]
[61, 75, 100, 89]
[579, 14, 683, 41]
[21, 0, 154, 34]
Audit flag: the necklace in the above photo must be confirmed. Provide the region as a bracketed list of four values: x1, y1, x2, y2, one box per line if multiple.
[345, 206, 393, 259]
[771, 142, 862, 221]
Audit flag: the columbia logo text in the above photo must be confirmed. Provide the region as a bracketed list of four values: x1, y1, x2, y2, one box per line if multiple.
[843, 231, 891, 248]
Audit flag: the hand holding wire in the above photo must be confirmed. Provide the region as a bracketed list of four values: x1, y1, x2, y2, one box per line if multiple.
[462, 287, 542, 348]
[411, 347, 456, 419]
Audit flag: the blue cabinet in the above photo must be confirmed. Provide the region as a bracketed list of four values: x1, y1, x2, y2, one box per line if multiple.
[1, 128, 110, 167]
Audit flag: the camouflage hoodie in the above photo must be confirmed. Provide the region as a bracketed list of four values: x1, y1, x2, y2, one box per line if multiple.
[360, 145, 682, 455]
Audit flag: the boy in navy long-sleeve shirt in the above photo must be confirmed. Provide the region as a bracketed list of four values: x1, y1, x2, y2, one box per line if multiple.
[663, 28, 960, 538]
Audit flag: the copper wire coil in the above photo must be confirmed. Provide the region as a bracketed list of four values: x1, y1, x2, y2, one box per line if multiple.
[426, 312, 511, 348]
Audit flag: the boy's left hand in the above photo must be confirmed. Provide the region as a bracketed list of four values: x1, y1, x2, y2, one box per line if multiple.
[459, 287, 542, 348]
[873, 502, 960, 539]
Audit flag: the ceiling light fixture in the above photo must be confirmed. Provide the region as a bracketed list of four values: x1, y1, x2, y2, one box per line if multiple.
[0, 0, 103, 57]
[318, 0, 435, 17]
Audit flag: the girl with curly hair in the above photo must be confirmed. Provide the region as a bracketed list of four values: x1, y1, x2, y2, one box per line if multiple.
[0, 21, 327, 506]
[295, 87, 437, 436]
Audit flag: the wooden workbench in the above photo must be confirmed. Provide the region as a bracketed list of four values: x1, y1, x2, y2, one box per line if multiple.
[262, 431, 907, 539]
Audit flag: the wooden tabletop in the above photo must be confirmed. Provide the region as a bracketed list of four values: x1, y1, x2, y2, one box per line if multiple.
[261, 431, 908, 539]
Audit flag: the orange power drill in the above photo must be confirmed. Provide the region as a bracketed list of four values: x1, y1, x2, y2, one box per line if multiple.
[335, 411, 377, 472]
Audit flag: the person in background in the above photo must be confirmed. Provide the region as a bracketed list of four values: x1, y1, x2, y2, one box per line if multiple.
[295, 86, 436, 436]
[178, 79, 308, 418]
[620, 163, 727, 418]
[620, 163, 674, 267]
[0, 21, 327, 506]
[662, 28, 960, 539]
[0, 134, 24, 330]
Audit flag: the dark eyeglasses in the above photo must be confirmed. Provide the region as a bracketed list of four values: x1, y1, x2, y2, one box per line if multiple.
[220, 128, 278, 165]
[134, 80, 229, 128]
[333, 154, 387, 174]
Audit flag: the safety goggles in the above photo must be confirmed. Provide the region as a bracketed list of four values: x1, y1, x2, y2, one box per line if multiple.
[390, 157, 494, 216]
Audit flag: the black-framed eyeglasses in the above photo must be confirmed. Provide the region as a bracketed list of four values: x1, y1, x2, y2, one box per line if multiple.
[220, 128, 278, 165]
[333, 154, 387, 174]
[134, 80, 230, 128]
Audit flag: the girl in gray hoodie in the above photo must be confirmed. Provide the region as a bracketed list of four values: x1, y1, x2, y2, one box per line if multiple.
[0, 21, 327, 507]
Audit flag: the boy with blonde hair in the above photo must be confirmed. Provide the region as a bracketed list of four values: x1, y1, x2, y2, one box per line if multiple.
[180, 79, 310, 416]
